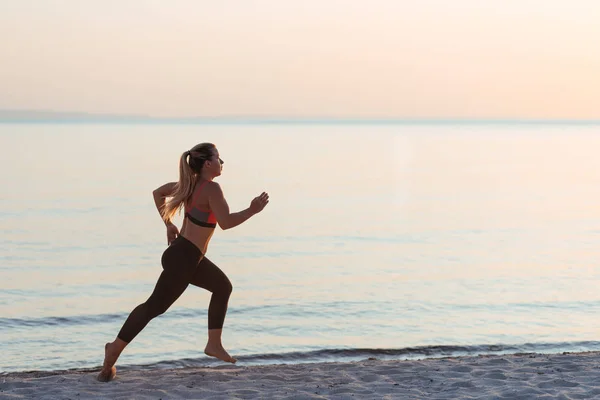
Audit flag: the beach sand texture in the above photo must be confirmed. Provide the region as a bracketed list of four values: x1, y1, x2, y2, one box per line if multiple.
[3, 352, 600, 399]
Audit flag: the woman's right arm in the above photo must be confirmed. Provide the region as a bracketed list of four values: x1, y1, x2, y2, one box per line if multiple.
[208, 182, 269, 230]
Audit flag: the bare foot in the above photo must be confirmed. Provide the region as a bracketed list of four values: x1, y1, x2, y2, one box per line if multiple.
[97, 366, 116, 382]
[97, 342, 118, 382]
[204, 343, 237, 363]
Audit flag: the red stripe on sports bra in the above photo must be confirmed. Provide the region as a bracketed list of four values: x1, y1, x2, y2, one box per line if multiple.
[189, 181, 209, 206]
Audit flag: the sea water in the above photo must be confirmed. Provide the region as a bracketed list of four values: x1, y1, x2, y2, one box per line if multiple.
[2, 122, 600, 373]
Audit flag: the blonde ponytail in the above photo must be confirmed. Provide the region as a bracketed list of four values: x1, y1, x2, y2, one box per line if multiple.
[160, 143, 216, 222]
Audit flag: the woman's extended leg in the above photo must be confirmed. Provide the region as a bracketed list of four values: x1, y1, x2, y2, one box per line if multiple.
[98, 239, 199, 381]
[189, 256, 236, 363]
[98, 267, 192, 381]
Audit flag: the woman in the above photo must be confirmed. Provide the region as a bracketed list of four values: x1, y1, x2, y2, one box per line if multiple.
[98, 142, 269, 382]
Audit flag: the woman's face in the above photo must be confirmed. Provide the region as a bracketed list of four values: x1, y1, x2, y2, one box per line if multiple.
[205, 148, 224, 177]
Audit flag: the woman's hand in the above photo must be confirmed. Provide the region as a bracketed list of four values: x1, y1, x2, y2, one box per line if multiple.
[166, 222, 180, 245]
[250, 192, 269, 214]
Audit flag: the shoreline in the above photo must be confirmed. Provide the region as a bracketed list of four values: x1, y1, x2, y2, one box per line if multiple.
[3, 351, 600, 399]
[6, 340, 600, 376]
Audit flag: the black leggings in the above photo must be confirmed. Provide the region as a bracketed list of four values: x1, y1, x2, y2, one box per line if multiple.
[117, 236, 233, 343]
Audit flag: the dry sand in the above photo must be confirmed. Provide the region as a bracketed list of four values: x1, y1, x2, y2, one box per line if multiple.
[3, 351, 600, 399]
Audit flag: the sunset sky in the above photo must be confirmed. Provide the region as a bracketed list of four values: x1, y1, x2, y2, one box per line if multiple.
[1, 0, 599, 119]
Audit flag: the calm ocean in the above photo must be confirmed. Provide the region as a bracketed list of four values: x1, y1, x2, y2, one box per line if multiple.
[2, 122, 600, 374]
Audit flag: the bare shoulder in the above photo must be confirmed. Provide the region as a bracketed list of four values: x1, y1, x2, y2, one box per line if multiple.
[205, 181, 223, 194]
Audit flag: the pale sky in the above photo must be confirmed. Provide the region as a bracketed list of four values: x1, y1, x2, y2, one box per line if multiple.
[1, 0, 599, 119]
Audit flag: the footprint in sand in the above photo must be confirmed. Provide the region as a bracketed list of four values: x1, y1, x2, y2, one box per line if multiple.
[451, 366, 473, 373]
[451, 380, 475, 388]
[359, 374, 381, 383]
[483, 358, 510, 366]
[537, 379, 579, 388]
[484, 372, 508, 380]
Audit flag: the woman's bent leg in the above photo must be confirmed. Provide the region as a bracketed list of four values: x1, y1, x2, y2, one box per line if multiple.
[189, 256, 236, 363]
[190, 256, 233, 329]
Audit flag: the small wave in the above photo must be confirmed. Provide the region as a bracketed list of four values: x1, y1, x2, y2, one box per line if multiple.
[0, 304, 301, 329]
[3, 341, 600, 376]
[108, 341, 600, 371]
[0, 313, 126, 328]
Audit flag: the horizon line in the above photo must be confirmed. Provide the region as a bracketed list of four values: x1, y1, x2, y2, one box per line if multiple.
[1, 109, 599, 125]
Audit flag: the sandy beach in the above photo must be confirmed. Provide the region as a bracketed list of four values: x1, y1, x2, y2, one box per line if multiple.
[3, 351, 600, 399]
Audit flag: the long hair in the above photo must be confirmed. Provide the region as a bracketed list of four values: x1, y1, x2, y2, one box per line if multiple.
[161, 142, 216, 222]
